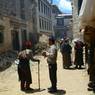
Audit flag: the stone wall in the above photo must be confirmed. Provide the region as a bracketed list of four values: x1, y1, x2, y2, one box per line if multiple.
[72, 0, 80, 38]
[0, 17, 12, 53]
[0, 0, 38, 52]
[72, 0, 84, 41]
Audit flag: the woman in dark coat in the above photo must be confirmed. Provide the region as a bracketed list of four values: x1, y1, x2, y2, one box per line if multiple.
[74, 41, 84, 69]
[18, 43, 40, 91]
[61, 39, 72, 69]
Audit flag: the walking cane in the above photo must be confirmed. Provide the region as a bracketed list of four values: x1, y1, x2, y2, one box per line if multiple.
[38, 61, 40, 90]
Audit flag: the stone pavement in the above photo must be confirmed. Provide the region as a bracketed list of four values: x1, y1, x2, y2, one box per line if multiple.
[0, 51, 94, 95]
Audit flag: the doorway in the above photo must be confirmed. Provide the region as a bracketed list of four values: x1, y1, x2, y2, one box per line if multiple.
[11, 30, 20, 51]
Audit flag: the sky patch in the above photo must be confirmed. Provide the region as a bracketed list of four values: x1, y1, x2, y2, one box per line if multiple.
[53, 0, 72, 14]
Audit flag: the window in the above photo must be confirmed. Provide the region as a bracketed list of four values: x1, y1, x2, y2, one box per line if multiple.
[49, 8, 51, 17]
[20, 10, 25, 19]
[38, 0, 40, 12]
[47, 22, 49, 30]
[46, 6, 48, 15]
[46, 21, 48, 30]
[45, 20, 46, 30]
[50, 23, 52, 30]
[47, 7, 49, 16]
[0, 25, 4, 43]
[39, 18, 42, 29]
[49, 22, 51, 30]
[41, 1, 43, 13]
[45, 5, 47, 15]
[0, 32, 4, 43]
[42, 19, 44, 29]
[57, 18, 64, 26]
[20, 0, 25, 8]
[44, 4, 46, 14]
[21, 29, 27, 42]
[20, 0, 25, 19]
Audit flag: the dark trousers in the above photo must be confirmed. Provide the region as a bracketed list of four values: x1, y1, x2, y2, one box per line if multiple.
[48, 63, 57, 89]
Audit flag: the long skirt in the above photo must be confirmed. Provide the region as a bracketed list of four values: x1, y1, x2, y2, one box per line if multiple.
[18, 63, 32, 84]
[62, 53, 72, 68]
[74, 52, 84, 66]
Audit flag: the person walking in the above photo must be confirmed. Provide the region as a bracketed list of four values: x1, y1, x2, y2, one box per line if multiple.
[60, 38, 72, 69]
[17, 43, 40, 91]
[74, 40, 84, 69]
[42, 36, 57, 93]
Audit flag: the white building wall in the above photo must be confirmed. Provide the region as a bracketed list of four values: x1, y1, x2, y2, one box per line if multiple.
[72, 0, 80, 38]
[37, 0, 53, 35]
[72, 0, 84, 41]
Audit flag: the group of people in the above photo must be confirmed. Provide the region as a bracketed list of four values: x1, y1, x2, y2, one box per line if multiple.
[17, 37, 57, 93]
[16, 36, 85, 93]
[60, 38, 85, 69]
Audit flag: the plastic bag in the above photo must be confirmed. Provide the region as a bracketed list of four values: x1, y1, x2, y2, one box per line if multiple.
[14, 59, 19, 65]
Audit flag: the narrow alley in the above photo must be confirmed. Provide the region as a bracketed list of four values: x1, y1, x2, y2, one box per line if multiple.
[0, 51, 93, 95]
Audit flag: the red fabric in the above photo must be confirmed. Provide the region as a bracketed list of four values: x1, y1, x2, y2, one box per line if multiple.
[23, 41, 32, 49]
[75, 41, 84, 49]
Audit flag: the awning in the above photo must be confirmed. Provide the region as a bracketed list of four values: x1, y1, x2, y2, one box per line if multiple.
[79, 0, 95, 28]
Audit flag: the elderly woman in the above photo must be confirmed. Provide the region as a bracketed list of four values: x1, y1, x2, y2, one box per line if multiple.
[17, 42, 40, 91]
[61, 39, 72, 69]
[74, 41, 84, 69]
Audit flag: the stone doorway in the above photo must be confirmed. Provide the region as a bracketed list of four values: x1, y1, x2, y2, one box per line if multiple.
[11, 30, 20, 51]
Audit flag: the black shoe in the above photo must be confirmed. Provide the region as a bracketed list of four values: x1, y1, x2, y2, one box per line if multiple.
[21, 88, 26, 91]
[88, 82, 95, 88]
[48, 89, 57, 93]
[87, 87, 93, 91]
[48, 88, 57, 93]
[26, 87, 34, 91]
[48, 87, 52, 90]
[75, 66, 78, 69]
[79, 66, 82, 69]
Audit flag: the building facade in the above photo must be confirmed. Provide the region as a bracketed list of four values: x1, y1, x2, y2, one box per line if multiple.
[54, 15, 65, 39]
[37, 0, 53, 35]
[34, 0, 54, 43]
[52, 5, 73, 40]
[0, 0, 54, 52]
[54, 14, 72, 40]
[52, 5, 62, 39]
[64, 14, 73, 40]
[0, 0, 36, 52]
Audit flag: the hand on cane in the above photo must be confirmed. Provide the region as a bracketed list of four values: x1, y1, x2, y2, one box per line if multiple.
[42, 51, 47, 58]
[37, 60, 40, 64]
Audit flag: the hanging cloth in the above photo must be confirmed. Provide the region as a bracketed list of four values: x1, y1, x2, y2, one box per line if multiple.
[79, 0, 95, 28]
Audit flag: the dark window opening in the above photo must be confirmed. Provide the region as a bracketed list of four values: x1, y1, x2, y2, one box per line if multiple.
[0, 31, 4, 43]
